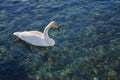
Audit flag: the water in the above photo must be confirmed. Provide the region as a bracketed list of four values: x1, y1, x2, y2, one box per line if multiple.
[0, 0, 120, 80]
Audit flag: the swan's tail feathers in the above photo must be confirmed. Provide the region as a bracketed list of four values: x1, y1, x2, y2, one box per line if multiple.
[13, 32, 19, 36]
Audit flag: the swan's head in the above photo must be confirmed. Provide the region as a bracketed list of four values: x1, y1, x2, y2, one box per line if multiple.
[51, 21, 59, 30]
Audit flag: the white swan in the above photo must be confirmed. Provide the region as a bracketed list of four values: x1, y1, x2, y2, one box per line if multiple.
[13, 21, 59, 46]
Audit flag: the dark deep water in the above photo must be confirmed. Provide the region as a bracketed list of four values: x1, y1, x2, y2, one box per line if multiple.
[0, 0, 120, 80]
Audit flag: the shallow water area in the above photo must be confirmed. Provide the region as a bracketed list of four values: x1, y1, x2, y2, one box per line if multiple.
[0, 0, 120, 80]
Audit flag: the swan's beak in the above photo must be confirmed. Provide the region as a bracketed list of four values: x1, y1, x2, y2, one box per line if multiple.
[57, 27, 60, 31]
[54, 22, 60, 31]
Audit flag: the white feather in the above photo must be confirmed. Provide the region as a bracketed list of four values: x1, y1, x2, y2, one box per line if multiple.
[13, 21, 59, 46]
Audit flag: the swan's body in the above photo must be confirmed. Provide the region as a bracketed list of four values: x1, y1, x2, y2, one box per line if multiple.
[13, 21, 59, 46]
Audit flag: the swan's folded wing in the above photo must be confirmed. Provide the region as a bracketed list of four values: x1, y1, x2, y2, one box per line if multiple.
[29, 31, 43, 36]
[15, 31, 48, 46]
[21, 35, 48, 46]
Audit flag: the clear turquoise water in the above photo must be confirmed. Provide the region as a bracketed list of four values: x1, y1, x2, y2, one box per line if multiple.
[0, 0, 120, 80]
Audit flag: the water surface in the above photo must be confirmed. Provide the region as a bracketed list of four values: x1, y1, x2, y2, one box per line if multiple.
[0, 0, 120, 80]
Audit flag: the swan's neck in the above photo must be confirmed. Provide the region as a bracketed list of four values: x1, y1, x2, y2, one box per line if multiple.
[43, 21, 56, 46]
[43, 22, 52, 39]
